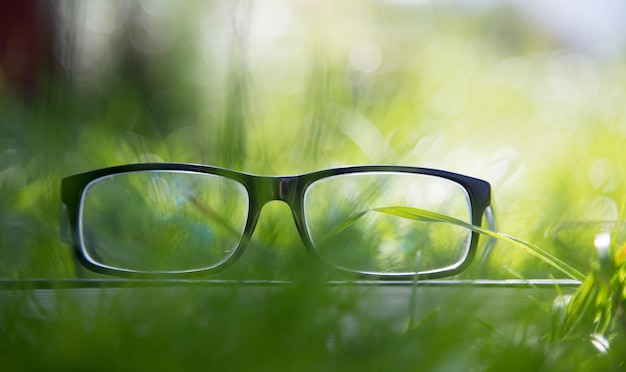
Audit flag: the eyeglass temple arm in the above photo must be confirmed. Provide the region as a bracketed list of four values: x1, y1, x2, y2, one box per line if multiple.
[476, 206, 497, 275]
[60, 204, 72, 244]
[60, 204, 94, 278]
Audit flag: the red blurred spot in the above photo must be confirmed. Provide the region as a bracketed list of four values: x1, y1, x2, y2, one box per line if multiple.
[0, 0, 53, 99]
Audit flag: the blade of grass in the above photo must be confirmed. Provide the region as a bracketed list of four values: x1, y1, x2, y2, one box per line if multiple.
[319, 206, 585, 281]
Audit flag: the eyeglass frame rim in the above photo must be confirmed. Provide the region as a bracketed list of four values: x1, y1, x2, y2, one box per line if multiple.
[61, 163, 492, 280]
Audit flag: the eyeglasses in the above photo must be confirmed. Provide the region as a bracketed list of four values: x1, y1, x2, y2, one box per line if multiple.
[61, 164, 493, 279]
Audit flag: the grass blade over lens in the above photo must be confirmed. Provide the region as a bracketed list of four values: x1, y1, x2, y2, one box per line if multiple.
[319, 206, 585, 281]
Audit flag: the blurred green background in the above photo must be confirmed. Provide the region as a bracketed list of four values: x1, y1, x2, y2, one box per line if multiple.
[2, 0, 625, 279]
[2, 1, 626, 370]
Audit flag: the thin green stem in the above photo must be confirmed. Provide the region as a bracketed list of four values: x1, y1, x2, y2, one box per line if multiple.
[320, 205, 585, 281]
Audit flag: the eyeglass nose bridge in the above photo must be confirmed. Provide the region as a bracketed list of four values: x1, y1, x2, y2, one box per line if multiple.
[243, 176, 305, 246]
[253, 176, 299, 206]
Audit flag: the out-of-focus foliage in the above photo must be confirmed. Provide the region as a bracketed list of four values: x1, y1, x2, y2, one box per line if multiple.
[1, 0, 626, 369]
[2, 0, 626, 279]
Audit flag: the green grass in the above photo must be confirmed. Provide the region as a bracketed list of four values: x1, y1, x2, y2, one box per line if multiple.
[1, 0, 626, 369]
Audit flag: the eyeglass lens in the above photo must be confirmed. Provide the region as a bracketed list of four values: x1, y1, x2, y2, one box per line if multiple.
[303, 172, 472, 274]
[80, 171, 249, 272]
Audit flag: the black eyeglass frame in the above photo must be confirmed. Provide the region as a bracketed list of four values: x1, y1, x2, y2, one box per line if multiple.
[61, 163, 492, 279]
